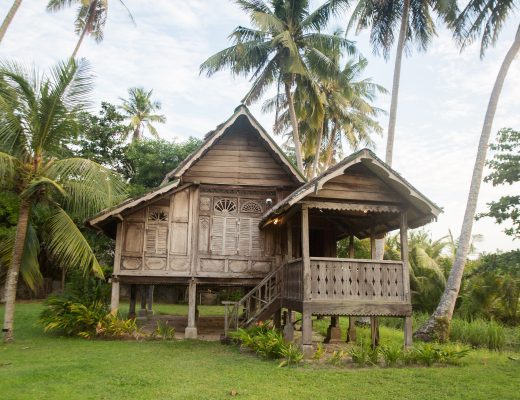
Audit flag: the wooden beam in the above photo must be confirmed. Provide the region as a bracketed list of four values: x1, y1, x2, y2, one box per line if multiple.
[287, 220, 293, 261]
[348, 234, 355, 258]
[301, 206, 311, 302]
[400, 211, 411, 302]
[185, 280, 198, 338]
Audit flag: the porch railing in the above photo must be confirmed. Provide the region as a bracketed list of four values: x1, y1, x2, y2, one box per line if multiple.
[309, 258, 406, 302]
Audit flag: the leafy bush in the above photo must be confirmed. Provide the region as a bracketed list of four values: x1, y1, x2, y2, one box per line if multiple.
[380, 344, 403, 367]
[313, 343, 325, 361]
[328, 349, 347, 366]
[349, 342, 371, 366]
[154, 320, 175, 340]
[230, 324, 302, 366]
[413, 343, 440, 366]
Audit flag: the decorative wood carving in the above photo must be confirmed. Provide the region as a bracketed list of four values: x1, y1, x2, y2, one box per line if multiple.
[121, 257, 142, 271]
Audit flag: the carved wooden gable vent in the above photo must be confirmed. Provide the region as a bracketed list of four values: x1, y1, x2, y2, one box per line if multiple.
[145, 206, 169, 255]
[240, 200, 262, 214]
[214, 198, 237, 213]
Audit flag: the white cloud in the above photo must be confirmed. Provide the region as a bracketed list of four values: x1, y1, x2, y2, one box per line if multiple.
[0, 0, 518, 252]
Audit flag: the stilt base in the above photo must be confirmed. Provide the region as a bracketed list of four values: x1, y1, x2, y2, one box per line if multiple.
[283, 323, 294, 342]
[324, 326, 342, 343]
[184, 327, 198, 339]
[302, 344, 314, 359]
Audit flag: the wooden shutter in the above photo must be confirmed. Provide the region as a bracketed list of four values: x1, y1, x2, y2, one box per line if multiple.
[145, 225, 167, 255]
[210, 216, 237, 255]
[123, 222, 144, 255]
[251, 217, 263, 256]
[238, 217, 263, 257]
[170, 189, 190, 255]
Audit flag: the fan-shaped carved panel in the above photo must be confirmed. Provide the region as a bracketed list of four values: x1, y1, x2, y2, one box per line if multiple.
[214, 198, 237, 214]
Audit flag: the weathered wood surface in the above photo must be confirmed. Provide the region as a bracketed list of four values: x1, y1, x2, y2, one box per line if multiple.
[309, 258, 406, 302]
[283, 258, 303, 301]
[183, 130, 297, 187]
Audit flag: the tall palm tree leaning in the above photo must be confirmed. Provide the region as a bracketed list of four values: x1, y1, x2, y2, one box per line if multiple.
[119, 87, 166, 142]
[46, 0, 134, 58]
[200, 0, 353, 173]
[0, 0, 22, 44]
[346, 0, 456, 258]
[415, 1, 520, 341]
[0, 60, 126, 342]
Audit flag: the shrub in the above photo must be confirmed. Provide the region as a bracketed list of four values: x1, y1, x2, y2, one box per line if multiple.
[437, 345, 471, 366]
[328, 349, 347, 366]
[313, 343, 325, 361]
[349, 341, 374, 366]
[93, 313, 143, 339]
[154, 320, 175, 340]
[278, 344, 303, 367]
[380, 344, 403, 367]
[413, 343, 440, 366]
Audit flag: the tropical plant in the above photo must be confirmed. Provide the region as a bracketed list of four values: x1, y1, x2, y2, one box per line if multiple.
[154, 320, 175, 340]
[263, 33, 386, 177]
[119, 87, 166, 142]
[200, 0, 353, 173]
[416, 1, 520, 342]
[0, 0, 22, 44]
[278, 343, 304, 367]
[47, 0, 134, 58]
[0, 59, 126, 342]
[347, 0, 456, 166]
[477, 128, 520, 238]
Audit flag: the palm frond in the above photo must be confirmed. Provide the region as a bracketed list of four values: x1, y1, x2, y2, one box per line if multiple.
[44, 207, 103, 278]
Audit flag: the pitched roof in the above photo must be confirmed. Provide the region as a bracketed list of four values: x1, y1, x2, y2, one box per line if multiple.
[260, 148, 442, 230]
[161, 104, 306, 185]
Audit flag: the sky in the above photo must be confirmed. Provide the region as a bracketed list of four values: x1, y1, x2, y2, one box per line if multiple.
[1, 0, 519, 254]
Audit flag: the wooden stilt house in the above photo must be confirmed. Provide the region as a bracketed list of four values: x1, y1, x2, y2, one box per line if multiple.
[87, 105, 441, 352]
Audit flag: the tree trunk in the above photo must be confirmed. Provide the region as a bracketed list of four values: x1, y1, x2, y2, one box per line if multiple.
[385, 0, 410, 166]
[0, 0, 22, 45]
[415, 24, 520, 342]
[311, 120, 325, 178]
[71, 0, 97, 58]
[324, 120, 338, 170]
[284, 80, 304, 173]
[2, 200, 31, 342]
[132, 125, 141, 142]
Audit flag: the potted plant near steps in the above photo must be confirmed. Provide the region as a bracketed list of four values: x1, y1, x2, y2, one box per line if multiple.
[200, 289, 218, 306]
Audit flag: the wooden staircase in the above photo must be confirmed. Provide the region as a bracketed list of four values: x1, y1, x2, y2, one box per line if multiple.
[223, 265, 283, 337]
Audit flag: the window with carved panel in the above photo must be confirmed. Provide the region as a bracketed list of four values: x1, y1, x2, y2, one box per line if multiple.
[240, 200, 263, 214]
[148, 207, 168, 223]
[214, 198, 237, 214]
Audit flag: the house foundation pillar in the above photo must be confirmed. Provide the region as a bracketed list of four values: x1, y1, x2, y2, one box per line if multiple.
[110, 277, 120, 313]
[185, 280, 198, 339]
[283, 310, 294, 342]
[128, 284, 137, 318]
[301, 311, 313, 358]
[325, 315, 341, 343]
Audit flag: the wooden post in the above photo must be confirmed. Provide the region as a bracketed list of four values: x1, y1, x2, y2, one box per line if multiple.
[400, 211, 412, 348]
[404, 316, 413, 348]
[301, 206, 310, 301]
[370, 222, 380, 348]
[138, 285, 147, 319]
[287, 220, 293, 261]
[348, 233, 355, 258]
[147, 285, 154, 315]
[302, 309, 313, 358]
[110, 277, 120, 313]
[325, 315, 341, 343]
[301, 207, 313, 357]
[273, 308, 282, 330]
[283, 309, 294, 342]
[346, 317, 356, 343]
[128, 284, 137, 318]
[185, 280, 197, 339]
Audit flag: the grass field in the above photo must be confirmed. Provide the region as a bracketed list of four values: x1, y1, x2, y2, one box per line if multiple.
[1, 302, 520, 400]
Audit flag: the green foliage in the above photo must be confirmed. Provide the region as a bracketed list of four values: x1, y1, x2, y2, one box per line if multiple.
[0, 191, 18, 241]
[94, 314, 142, 340]
[450, 319, 506, 351]
[328, 349, 348, 366]
[337, 237, 371, 259]
[458, 250, 520, 324]
[349, 341, 373, 366]
[119, 87, 166, 141]
[124, 137, 201, 191]
[313, 342, 325, 361]
[154, 320, 175, 340]
[477, 128, 520, 238]
[380, 344, 403, 367]
[230, 323, 302, 366]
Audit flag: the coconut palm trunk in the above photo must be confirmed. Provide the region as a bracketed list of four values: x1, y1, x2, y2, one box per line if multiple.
[285, 80, 304, 172]
[0, 0, 22, 44]
[324, 120, 338, 170]
[2, 200, 31, 342]
[415, 24, 520, 342]
[71, 0, 97, 58]
[386, 0, 410, 166]
[312, 120, 325, 178]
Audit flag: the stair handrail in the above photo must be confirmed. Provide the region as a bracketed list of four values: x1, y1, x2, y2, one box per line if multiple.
[224, 264, 284, 336]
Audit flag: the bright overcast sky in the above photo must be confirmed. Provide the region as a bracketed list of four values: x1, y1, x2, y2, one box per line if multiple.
[1, 1, 519, 253]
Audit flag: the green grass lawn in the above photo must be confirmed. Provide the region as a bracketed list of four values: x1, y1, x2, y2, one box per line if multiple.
[1, 303, 520, 400]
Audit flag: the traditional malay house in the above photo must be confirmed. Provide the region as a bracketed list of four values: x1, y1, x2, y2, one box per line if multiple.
[87, 105, 441, 355]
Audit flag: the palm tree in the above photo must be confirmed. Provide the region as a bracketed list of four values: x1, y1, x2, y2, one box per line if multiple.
[348, 0, 456, 165]
[415, 1, 520, 342]
[119, 87, 166, 142]
[46, 0, 134, 58]
[0, 0, 22, 45]
[200, 0, 353, 173]
[0, 59, 126, 342]
[263, 51, 385, 177]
